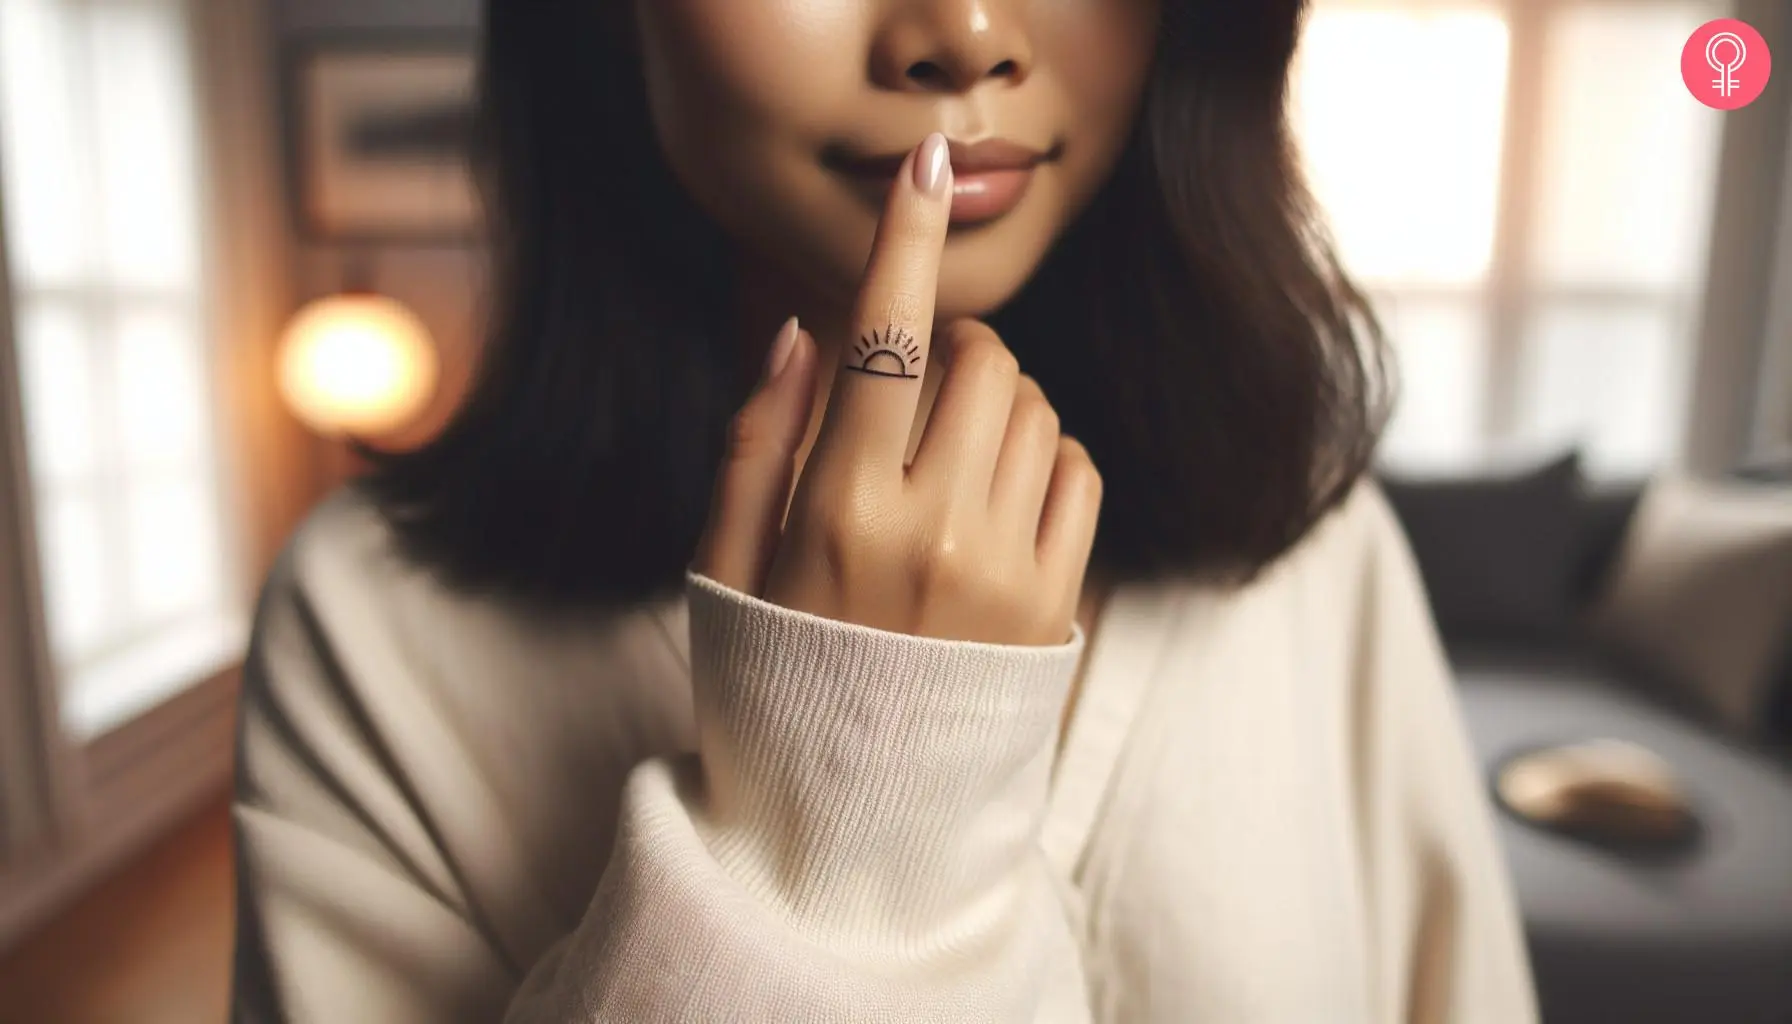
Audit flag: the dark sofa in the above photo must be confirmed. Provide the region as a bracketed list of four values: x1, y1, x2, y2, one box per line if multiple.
[1381, 460, 1792, 1024]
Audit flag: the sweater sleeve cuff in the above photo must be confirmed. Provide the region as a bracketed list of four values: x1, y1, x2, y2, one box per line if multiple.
[681, 571, 1084, 935]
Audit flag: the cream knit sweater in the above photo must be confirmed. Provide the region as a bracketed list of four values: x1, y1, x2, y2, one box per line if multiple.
[230, 480, 1537, 1023]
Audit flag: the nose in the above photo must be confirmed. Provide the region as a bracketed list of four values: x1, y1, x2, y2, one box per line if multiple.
[871, 1, 1034, 93]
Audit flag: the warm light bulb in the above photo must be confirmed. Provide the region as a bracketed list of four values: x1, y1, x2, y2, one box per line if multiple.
[277, 293, 439, 438]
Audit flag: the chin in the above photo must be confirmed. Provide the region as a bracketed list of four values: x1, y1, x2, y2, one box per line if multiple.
[933, 239, 1050, 323]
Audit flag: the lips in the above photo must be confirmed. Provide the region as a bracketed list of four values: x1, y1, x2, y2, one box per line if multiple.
[826, 137, 1062, 226]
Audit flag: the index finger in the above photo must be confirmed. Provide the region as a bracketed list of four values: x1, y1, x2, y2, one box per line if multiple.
[812, 131, 954, 473]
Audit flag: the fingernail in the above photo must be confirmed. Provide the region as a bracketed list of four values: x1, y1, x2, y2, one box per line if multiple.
[763, 316, 799, 382]
[914, 132, 952, 199]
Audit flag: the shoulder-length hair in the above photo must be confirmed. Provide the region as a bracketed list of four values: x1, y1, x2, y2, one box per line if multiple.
[358, 1, 1395, 611]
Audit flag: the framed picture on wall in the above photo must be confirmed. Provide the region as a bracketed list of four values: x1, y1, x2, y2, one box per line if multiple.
[286, 35, 481, 244]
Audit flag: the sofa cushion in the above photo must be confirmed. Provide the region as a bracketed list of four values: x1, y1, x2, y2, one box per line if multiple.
[1381, 449, 1584, 647]
[1587, 475, 1792, 734]
[1454, 666, 1792, 1024]
[1766, 648, 1792, 751]
[1570, 485, 1646, 605]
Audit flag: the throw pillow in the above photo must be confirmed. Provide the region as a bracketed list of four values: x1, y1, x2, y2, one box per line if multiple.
[1380, 449, 1584, 646]
[1587, 475, 1792, 733]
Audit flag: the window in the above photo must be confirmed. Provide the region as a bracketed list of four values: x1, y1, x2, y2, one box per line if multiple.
[0, 0, 245, 740]
[1294, 0, 1730, 479]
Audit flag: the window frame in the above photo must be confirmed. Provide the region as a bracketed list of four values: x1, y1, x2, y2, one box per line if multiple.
[0, 0, 308, 951]
[1690, 0, 1792, 470]
[1752, 110, 1792, 458]
[3, 0, 252, 739]
[1317, 0, 1779, 478]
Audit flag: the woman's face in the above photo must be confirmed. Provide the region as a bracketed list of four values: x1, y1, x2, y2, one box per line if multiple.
[633, 0, 1160, 323]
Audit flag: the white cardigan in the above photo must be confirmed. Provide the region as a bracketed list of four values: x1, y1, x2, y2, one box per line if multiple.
[230, 480, 1537, 1023]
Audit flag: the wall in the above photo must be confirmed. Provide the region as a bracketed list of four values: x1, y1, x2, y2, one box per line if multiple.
[1753, 98, 1792, 458]
[274, 0, 479, 33]
[274, 0, 486, 459]
[1678, 0, 1791, 475]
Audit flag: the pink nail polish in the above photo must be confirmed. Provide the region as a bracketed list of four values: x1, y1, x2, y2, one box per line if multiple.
[914, 132, 952, 199]
[763, 317, 799, 382]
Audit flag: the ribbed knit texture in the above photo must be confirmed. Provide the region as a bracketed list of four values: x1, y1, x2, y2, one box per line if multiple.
[684, 572, 1083, 956]
[230, 482, 1539, 1023]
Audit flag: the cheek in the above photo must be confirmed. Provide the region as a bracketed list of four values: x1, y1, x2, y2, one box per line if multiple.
[635, 1, 865, 200]
[1038, 1, 1159, 196]
[1048, 0, 1159, 112]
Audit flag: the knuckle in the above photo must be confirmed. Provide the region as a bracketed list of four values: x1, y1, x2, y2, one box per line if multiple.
[1016, 391, 1060, 441]
[1076, 471, 1105, 510]
[947, 323, 1019, 381]
[909, 523, 1043, 638]
[807, 500, 884, 570]
[812, 522, 854, 578]
[1060, 437, 1103, 492]
[913, 528, 989, 585]
[916, 527, 968, 571]
[884, 292, 926, 328]
[1058, 434, 1091, 465]
[724, 407, 772, 462]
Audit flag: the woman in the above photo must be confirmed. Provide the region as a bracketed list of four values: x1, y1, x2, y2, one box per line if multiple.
[231, 1, 1537, 1021]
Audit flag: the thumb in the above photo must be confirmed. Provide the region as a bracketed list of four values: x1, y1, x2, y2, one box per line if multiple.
[692, 317, 818, 595]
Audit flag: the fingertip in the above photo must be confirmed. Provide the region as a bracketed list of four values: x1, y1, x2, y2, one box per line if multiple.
[759, 320, 820, 396]
[913, 132, 952, 200]
[760, 316, 801, 386]
[878, 137, 953, 241]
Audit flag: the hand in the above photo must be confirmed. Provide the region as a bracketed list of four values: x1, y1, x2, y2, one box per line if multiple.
[693, 133, 1102, 646]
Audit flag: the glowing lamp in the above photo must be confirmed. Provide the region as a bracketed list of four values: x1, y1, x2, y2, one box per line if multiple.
[277, 293, 438, 438]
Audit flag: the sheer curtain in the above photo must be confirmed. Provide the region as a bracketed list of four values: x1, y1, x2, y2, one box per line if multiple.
[0, 0, 245, 742]
[1294, 0, 1732, 480]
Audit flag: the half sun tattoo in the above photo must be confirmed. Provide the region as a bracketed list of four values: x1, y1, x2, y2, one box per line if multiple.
[847, 324, 922, 379]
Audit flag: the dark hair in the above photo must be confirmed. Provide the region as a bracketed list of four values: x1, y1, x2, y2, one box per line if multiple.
[358, 1, 1395, 611]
